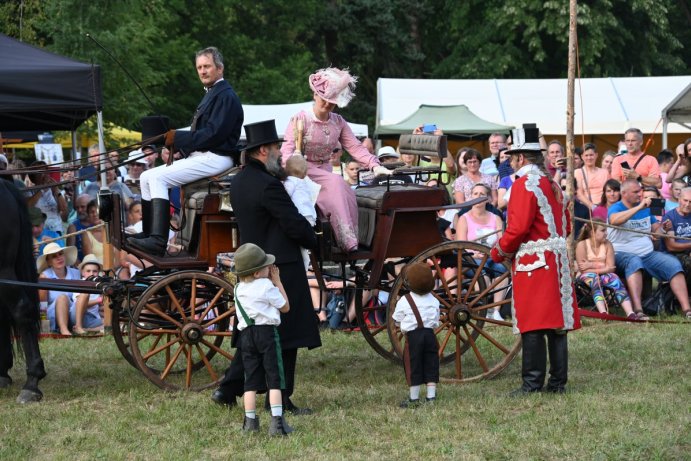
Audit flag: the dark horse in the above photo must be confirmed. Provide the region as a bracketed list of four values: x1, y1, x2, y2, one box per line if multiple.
[0, 178, 46, 403]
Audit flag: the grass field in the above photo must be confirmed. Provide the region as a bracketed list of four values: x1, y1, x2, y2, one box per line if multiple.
[1, 317, 689, 461]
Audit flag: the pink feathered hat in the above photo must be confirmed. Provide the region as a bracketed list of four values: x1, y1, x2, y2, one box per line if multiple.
[309, 67, 358, 108]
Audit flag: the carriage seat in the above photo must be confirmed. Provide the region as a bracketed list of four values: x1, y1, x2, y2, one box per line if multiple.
[177, 166, 239, 250]
[354, 184, 429, 248]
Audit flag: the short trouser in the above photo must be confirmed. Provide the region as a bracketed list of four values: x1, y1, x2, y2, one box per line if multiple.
[614, 250, 683, 281]
[403, 328, 439, 386]
[239, 325, 285, 391]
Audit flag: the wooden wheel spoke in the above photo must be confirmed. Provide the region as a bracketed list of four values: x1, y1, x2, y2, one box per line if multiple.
[197, 286, 227, 321]
[185, 344, 193, 388]
[143, 335, 180, 361]
[462, 254, 488, 304]
[134, 327, 179, 336]
[467, 271, 510, 309]
[455, 250, 464, 303]
[200, 338, 234, 361]
[142, 304, 183, 329]
[463, 324, 489, 372]
[195, 344, 218, 382]
[201, 308, 234, 329]
[159, 344, 186, 381]
[473, 316, 512, 327]
[437, 327, 454, 356]
[202, 330, 233, 336]
[454, 328, 462, 379]
[190, 277, 197, 317]
[431, 258, 452, 302]
[369, 325, 387, 336]
[431, 290, 452, 309]
[468, 321, 511, 354]
[164, 285, 189, 322]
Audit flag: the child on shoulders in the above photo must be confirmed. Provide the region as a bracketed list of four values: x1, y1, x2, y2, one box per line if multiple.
[234, 243, 291, 436]
[392, 263, 440, 408]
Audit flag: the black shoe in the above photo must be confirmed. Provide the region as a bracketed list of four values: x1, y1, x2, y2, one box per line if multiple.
[269, 415, 289, 436]
[242, 416, 259, 432]
[544, 386, 566, 394]
[285, 400, 313, 415]
[509, 387, 541, 397]
[399, 398, 421, 408]
[211, 389, 237, 407]
[0, 375, 12, 388]
[425, 397, 436, 403]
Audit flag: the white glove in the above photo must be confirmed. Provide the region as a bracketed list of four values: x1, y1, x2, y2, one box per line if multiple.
[372, 165, 393, 176]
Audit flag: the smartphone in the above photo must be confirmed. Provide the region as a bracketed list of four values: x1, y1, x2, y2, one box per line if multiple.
[620, 161, 631, 170]
[422, 124, 437, 133]
[556, 158, 567, 166]
[649, 198, 665, 215]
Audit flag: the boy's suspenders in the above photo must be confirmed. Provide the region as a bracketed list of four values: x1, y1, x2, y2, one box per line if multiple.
[404, 294, 424, 330]
[234, 286, 255, 326]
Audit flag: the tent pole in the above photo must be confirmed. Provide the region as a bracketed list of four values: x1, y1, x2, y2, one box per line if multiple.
[71, 131, 80, 161]
[662, 119, 668, 149]
[565, 0, 578, 268]
[96, 110, 113, 330]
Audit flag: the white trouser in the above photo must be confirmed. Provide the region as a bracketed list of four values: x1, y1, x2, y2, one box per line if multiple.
[139, 151, 233, 200]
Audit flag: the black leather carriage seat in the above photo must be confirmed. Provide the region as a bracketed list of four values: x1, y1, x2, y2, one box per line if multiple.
[177, 166, 238, 250]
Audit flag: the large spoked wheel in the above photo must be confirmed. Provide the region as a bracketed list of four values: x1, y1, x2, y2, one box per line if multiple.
[128, 271, 235, 391]
[387, 240, 521, 383]
[111, 285, 149, 369]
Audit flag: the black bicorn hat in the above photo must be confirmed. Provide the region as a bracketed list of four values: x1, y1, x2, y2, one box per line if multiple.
[243, 119, 283, 151]
[505, 123, 545, 156]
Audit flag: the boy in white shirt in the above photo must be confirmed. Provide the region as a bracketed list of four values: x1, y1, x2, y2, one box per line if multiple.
[71, 254, 104, 335]
[392, 263, 440, 408]
[234, 243, 291, 436]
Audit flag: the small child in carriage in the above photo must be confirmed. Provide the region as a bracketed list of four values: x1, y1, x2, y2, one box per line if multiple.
[283, 155, 319, 269]
[392, 262, 440, 408]
[233, 243, 291, 436]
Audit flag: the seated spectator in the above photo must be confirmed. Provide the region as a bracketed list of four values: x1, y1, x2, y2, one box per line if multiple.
[123, 149, 149, 197]
[453, 149, 498, 206]
[26, 161, 68, 235]
[600, 150, 616, 178]
[575, 143, 609, 211]
[593, 179, 621, 221]
[84, 167, 135, 211]
[37, 243, 80, 336]
[479, 132, 506, 177]
[454, 183, 508, 321]
[497, 166, 517, 212]
[71, 254, 104, 335]
[575, 219, 637, 318]
[107, 150, 125, 180]
[573, 146, 584, 169]
[370, 146, 412, 186]
[666, 178, 686, 212]
[30, 207, 63, 258]
[666, 138, 691, 185]
[343, 159, 362, 189]
[642, 186, 665, 223]
[608, 179, 691, 320]
[82, 199, 105, 265]
[657, 149, 675, 199]
[662, 187, 691, 292]
[610, 128, 662, 189]
[545, 140, 565, 181]
[65, 193, 92, 262]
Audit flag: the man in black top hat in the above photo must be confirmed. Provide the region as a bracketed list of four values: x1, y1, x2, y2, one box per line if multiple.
[211, 120, 320, 415]
[129, 46, 243, 256]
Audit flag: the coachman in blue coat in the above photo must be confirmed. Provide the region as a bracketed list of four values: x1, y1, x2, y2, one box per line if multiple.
[212, 120, 320, 414]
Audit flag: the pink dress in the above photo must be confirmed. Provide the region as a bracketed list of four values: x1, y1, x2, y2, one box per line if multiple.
[281, 110, 379, 251]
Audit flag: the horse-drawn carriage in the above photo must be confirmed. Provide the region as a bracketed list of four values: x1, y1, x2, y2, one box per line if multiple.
[22, 134, 520, 393]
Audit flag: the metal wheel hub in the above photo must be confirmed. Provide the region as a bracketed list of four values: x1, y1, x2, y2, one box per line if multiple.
[448, 303, 472, 327]
[180, 322, 204, 344]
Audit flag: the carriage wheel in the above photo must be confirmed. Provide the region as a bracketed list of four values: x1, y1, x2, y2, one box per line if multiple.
[387, 240, 521, 383]
[128, 271, 235, 391]
[354, 281, 399, 363]
[111, 285, 148, 369]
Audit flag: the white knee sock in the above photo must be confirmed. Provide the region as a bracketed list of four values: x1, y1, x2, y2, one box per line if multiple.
[409, 385, 421, 400]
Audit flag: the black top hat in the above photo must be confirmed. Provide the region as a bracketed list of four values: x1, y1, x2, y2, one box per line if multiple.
[243, 120, 283, 151]
[505, 123, 545, 155]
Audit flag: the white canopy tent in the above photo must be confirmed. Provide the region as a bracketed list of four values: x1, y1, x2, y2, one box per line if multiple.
[241, 102, 368, 139]
[377, 76, 691, 137]
[661, 82, 691, 148]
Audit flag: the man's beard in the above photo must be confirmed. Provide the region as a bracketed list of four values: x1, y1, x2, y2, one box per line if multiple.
[266, 153, 286, 179]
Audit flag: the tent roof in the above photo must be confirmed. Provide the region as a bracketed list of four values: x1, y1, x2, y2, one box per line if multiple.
[662, 82, 691, 125]
[376, 104, 512, 136]
[377, 76, 691, 136]
[0, 33, 102, 131]
[240, 102, 368, 139]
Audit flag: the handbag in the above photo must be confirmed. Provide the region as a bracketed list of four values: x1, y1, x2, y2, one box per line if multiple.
[642, 283, 677, 316]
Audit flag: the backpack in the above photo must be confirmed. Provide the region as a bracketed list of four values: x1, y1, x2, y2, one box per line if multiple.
[642, 283, 678, 316]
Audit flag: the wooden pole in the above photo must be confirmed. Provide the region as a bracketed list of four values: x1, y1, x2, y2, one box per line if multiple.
[566, 0, 578, 268]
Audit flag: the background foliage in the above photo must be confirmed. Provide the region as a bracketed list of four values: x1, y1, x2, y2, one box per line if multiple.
[1, 0, 690, 133]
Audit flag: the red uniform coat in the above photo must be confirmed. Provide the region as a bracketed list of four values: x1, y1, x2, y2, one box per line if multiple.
[490, 169, 580, 334]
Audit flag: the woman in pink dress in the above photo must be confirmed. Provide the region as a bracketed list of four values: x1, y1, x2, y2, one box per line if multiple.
[281, 68, 389, 252]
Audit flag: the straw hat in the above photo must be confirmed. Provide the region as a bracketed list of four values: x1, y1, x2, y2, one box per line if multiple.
[78, 253, 102, 272]
[405, 263, 435, 295]
[37, 242, 77, 273]
[309, 67, 357, 108]
[233, 243, 275, 277]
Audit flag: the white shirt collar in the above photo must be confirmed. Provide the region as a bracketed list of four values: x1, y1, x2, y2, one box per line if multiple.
[515, 163, 541, 178]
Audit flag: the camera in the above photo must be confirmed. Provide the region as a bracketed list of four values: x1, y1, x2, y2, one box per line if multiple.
[649, 198, 665, 215]
[422, 124, 437, 134]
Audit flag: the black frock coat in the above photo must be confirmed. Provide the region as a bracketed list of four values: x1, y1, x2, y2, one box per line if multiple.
[230, 158, 320, 350]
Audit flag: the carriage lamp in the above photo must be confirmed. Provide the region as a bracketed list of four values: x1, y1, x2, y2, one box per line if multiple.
[98, 190, 114, 222]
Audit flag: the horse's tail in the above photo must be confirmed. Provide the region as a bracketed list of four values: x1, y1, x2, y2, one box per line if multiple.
[5, 180, 40, 336]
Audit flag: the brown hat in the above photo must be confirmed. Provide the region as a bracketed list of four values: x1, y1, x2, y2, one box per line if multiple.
[405, 263, 435, 295]
[233, 243, 275, 277]
[28, 207, 47, 226]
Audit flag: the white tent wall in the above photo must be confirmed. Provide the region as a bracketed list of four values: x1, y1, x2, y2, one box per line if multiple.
[241, 102, 368, 140]
[661, 82, 691, 148]
[377, 76, 691, 137]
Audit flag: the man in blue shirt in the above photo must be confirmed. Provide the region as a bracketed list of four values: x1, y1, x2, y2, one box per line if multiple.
[608, 179, 691, 319]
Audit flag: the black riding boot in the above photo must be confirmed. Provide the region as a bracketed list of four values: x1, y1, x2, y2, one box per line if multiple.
[545, 330, 568, 393]
[128, 199, 169, 256]
[513, 331, 546, 394]
[129, 199, 152, 239]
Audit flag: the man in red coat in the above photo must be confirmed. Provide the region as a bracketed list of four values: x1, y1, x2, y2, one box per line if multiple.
[490, 124, 580, 394]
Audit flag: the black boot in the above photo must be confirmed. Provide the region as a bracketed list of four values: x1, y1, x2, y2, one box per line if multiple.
[511, 331, 546, 395]
[242, 416, 259, 432]
[128, 199, 169, 256]
[545, 330, 568, 393]
[129, 199, 152, 239]
[269, 415, 289, 436]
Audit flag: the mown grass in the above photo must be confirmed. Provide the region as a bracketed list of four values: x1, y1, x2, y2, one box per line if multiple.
[1, 318, 689, 461]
